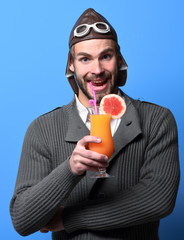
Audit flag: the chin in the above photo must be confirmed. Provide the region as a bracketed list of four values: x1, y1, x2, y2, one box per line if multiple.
[96, 93, 107, 104]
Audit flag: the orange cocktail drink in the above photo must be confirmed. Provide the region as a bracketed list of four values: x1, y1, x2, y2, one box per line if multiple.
[88, 113, 114, 159]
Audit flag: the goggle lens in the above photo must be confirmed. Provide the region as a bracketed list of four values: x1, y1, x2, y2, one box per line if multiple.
[95, 22, 108, 30]
[76, 25, 87, 34]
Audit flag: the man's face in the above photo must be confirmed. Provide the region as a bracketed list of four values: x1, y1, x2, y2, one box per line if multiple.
[69, 39, 120, 107]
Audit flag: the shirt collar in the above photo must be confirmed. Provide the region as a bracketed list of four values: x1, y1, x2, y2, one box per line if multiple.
[75, 94, 89, 123]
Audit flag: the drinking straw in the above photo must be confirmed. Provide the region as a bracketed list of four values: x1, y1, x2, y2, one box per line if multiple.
[89, 82, 98, 114]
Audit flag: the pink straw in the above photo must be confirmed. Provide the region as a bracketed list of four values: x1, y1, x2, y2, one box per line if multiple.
[89, 82, 98, 114]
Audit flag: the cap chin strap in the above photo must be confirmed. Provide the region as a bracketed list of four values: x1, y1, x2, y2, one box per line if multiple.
[65, 51, 79, 95]
[68, 75, 79, 95]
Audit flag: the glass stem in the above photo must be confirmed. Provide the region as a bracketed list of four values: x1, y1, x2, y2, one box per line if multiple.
[98, 167, 107, 176]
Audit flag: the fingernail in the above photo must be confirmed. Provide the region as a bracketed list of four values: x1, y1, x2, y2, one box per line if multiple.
[96, 138, 101, 142]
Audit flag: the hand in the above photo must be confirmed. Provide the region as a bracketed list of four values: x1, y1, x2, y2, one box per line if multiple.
[69, 136, 109, 175]
[40, 207, 64, 233]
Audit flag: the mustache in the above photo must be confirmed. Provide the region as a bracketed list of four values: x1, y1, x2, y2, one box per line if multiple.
[84, 72, 111, 82]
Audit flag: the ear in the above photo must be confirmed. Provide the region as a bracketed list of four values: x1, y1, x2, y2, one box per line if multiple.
[68, 51, 75, 72]
[69, 58, 74, 72]
[69, 59, 75, 72]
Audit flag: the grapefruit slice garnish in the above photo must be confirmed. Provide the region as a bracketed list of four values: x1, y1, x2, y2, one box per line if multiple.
[100, 94, 126, 119]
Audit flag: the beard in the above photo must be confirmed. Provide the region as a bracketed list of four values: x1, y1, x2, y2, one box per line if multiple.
[75, 71, 119, 104]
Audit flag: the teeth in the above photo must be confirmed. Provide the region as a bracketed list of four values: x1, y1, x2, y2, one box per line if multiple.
[93, 80, 105, 84]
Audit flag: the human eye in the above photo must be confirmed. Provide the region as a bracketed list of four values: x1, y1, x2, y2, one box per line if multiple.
[81, 57, 89, 63]
[80, 57, 89, 63]
[102, 54, 111, 61]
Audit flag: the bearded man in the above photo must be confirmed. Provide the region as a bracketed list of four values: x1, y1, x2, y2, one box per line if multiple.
[10, 8, 180, 240]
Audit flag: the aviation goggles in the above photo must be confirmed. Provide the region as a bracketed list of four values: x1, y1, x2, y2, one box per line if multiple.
[74, 22, 110, 38]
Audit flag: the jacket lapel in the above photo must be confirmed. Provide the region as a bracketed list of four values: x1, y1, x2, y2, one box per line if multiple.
[110, 93, 142, 162]
[64, 99, 90, 142]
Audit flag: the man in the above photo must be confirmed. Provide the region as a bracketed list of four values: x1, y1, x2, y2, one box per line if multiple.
[10, 8, 180, 240]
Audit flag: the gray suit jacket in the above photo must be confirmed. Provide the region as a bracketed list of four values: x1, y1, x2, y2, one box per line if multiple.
[10, 90, 180, 240]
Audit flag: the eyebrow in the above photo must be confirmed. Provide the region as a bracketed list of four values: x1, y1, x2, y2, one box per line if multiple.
[76, 52, 91, 58]
[100, 48, 115, 55]
[76, 47, 115, 58]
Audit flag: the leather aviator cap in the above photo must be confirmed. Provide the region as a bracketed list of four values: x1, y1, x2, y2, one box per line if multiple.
[65, 8, 128, 94]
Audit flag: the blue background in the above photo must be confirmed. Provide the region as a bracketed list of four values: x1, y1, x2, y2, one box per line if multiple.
[1, 0, 183, 239]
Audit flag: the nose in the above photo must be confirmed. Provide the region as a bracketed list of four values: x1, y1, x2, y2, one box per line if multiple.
[91, 60, 104, 75]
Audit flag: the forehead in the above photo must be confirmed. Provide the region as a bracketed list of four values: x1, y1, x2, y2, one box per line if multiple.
[73, 39, 116, 55]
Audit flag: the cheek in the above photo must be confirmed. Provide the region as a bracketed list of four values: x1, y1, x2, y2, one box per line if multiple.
[105, 60, 118, 74]
[108, 66, 118, 79]
[112, 62, 119, 76]
[75, 64, 89, 79]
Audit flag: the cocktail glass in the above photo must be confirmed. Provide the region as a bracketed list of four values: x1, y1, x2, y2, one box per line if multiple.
[88, 106, 114, 178]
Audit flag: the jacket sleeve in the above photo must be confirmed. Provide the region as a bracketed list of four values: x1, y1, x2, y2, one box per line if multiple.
[9, 119, 83, 236]
[63, 108, 180, 233]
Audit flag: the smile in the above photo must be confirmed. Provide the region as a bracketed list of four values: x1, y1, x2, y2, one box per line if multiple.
[89, 79, 109, 92]
[91, 79, 108, 87]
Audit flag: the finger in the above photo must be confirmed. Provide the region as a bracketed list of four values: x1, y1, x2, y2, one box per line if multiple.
[72, 160, 103, 173]
[73, 147, 108, 163]
[72, 149, 109, 168]
[71, 155, 109, 175]
[78, 136, 101, 147]
[78, 155, 109, 168]
[70, 159, 108, 175]
[85, 149, 109, 162]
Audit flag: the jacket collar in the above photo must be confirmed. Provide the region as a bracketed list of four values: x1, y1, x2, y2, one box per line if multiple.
[64, 98, 90, 142]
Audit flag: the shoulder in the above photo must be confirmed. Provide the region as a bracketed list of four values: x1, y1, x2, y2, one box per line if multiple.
[137, 103, 178, 140]
[122, 91, 177, 130]
[22, 101, 75, 148]
[122, 91, 174, 119]
[134, 100, 169, 116]
[135, 100, 175, 123]
[27, 100, 75, 133]
[36, 99, 75, 123]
